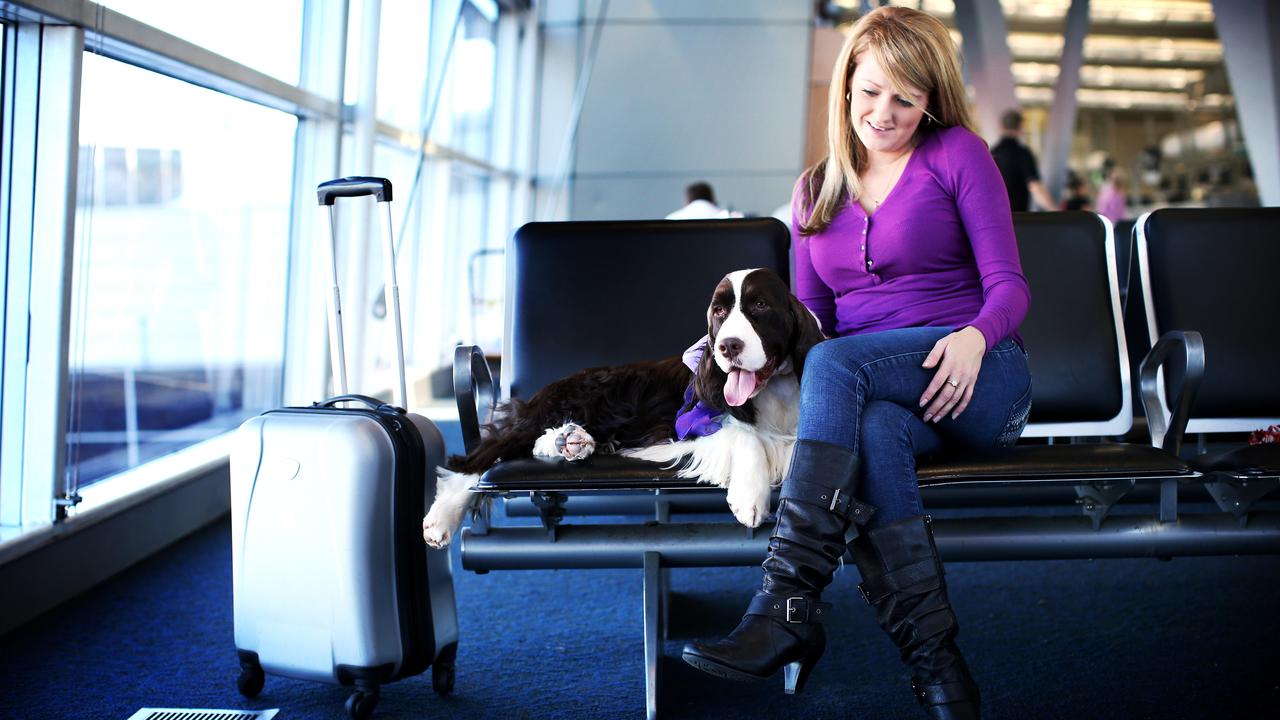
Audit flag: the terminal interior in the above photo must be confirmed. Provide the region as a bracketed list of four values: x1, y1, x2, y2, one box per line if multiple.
[0, 1, 1277, 719]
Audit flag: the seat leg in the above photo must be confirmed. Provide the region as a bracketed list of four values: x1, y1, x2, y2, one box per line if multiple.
[644, 551, 663, 720]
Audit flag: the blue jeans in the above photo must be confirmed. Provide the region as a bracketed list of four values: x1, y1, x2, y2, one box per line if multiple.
[797, 327, 1032, 529]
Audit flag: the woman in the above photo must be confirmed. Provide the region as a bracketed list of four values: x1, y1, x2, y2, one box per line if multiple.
[1096, 168, 1128, 223]
[681, 8, 1031, 720]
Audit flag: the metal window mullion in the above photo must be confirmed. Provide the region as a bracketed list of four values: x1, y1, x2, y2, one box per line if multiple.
[22, 24, 83, 525]
[14, 0, 338, 120]
[282, 0, 348, 405]
[0, 23, 40, 528]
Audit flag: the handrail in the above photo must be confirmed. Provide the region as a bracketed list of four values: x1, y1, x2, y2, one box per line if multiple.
[453, 344, 496, 455]
[1139, 330, 1205, 455]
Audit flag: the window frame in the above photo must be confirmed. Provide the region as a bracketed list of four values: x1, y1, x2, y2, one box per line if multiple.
[0, 0, 536, 538]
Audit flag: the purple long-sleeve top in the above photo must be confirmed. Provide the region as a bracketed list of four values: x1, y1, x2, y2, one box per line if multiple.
[793, 125, 1030, 350]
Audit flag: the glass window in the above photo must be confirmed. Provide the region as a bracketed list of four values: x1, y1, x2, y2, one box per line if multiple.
[376, 0, 433, 130]
[95, 0, 304, 84]
[68, 54, 297, 489]
[434, 2, 497, 162]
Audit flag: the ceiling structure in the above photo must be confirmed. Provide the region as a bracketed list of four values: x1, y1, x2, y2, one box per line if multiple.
[826, 0, 1226, 113]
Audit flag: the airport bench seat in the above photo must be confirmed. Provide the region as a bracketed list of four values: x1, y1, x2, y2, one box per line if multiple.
[452, 212, 1278, 720]
[472, 442, 1193, 493]
[1130, 207, 1280, 517]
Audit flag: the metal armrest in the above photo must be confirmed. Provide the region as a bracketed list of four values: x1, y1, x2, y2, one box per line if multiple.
[1139, 330, 1205, 454]
[453, 344, 496, 455]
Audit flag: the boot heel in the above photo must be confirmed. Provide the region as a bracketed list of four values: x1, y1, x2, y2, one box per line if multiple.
[782, 657, 816, 695]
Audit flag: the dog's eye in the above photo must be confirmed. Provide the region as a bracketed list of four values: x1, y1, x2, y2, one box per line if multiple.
[752, 300, 769, 312]
[711, 305, 727, 318]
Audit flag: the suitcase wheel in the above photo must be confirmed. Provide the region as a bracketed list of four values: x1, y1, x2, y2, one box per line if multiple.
[237, 659, 265, 698]
[432, 660, 456, 696]
[345, 686, 380, 720]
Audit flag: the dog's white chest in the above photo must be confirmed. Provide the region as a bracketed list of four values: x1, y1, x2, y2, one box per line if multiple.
[753, 373, 800, 436]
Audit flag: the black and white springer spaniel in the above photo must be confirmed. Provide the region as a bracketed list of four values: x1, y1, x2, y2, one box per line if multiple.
[422, 267, 826, 548]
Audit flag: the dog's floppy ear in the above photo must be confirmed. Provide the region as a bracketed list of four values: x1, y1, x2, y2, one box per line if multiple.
[789, 294, 826, 381]
[692, 337, 728, 415]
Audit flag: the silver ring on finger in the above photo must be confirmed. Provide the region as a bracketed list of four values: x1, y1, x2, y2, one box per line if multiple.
[946, 378, 959, 388]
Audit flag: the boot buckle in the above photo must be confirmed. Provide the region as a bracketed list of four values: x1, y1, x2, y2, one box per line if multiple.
[785, 596, 809, 623]
[828, 488, 842, 513]
[857, 584, 872, 605]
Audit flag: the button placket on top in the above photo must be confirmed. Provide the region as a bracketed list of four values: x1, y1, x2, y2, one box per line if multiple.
[862, 214, 877, 280]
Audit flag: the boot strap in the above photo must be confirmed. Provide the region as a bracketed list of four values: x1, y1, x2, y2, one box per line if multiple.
[857, 557, 941, 605]
[782, 478, 875, 524]
[746, 594, 832, 624]
[907, 604, 957, 644]
[911, 678, 976, 707]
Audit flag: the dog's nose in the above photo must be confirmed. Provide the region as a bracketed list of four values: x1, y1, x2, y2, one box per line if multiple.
[719, 336, 745, 360]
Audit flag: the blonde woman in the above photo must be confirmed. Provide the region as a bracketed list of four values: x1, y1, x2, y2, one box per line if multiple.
[682, 8, 1031, 719]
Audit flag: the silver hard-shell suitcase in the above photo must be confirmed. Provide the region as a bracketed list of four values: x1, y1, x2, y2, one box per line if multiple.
[230, 177, 458, 719]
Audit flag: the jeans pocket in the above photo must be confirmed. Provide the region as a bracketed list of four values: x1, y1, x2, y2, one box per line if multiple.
[998, 383, 1033, 447]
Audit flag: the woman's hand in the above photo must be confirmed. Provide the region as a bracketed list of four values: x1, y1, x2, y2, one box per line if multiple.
[919, 326, 987, 422]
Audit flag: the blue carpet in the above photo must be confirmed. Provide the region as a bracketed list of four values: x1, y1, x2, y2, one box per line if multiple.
[2, 506, 1278, 719]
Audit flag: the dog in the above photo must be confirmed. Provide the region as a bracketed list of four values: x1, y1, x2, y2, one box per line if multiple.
[422, 267, 825, 548]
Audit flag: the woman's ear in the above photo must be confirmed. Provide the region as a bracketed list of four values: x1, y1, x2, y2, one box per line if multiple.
[789, 295, 826, 381]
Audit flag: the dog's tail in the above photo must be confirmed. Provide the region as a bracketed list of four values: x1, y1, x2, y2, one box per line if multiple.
[621, 441, 708, 478]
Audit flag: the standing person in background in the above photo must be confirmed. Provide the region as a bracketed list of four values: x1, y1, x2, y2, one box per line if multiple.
[1096, 167, 1128, 222]
[666, 181, 740, 219]
[990, 109, 1056, 212]
[682, 7, 1031, 719]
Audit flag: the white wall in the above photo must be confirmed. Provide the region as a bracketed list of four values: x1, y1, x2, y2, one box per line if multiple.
[536, 0, 813, 220]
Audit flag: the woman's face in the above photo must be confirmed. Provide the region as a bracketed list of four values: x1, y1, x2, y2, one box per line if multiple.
[848, 50, 928, 157]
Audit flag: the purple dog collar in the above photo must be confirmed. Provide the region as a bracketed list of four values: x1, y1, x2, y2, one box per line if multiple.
[675, 383, 722, 439]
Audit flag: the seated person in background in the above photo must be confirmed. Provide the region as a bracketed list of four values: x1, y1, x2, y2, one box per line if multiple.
[1062, 175, 1092, 211]
[1096, 168, 1128, 222]
[666, 181, 741, 219]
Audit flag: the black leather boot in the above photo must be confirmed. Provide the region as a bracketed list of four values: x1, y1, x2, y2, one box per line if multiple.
[849, 515, 980, 720]
[682, 439, 872, 694]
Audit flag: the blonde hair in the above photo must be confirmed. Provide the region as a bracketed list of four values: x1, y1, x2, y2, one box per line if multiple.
[796, 6, 976, 235]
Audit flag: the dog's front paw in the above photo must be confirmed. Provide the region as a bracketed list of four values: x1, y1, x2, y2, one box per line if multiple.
[423, 501, 465, 548]
[726, 481, 771, 528]
[534, 423, 596, 461]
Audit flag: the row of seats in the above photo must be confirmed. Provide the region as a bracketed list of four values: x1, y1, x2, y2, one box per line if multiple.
[448, 209, 1279, 720]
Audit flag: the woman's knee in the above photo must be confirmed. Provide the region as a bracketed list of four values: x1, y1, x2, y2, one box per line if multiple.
[803, 339, 842, 374]
[860, 400, 943, 460]
[859, 402, 913, 452]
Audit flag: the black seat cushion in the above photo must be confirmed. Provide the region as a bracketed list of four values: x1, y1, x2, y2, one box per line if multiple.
[1191, 445, 1280, 477]
[1141, 208, 1280, 418]
[916, 443, 1192, 486]
[476, 454, 700, 492]
[509, 218, 790, 398]
[475, 443, 1194, 494]
[1013, 212, 1124, 424]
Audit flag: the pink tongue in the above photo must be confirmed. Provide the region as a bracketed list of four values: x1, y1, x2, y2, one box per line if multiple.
[724, 368, 758, 407]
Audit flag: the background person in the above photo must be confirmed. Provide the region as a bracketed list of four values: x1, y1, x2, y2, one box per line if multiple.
[682, 8, 1030, 719]
[666, 181, 740, 219]
[990, 109, 1056, 212]
[1062, 173, 1092, 211]
[1096, 167, 1128, 222]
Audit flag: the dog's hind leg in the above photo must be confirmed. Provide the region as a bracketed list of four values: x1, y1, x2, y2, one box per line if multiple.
[532, 422, 596, 461]
[423, 470, 482, 548]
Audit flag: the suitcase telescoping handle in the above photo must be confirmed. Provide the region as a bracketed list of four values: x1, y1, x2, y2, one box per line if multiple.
[314, 394, 402, 413]
[317, 176, 392, 205]
[316, 176, 408, 409]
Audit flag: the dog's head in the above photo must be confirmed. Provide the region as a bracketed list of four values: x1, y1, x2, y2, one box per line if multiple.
[694, 268, 825, 419]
